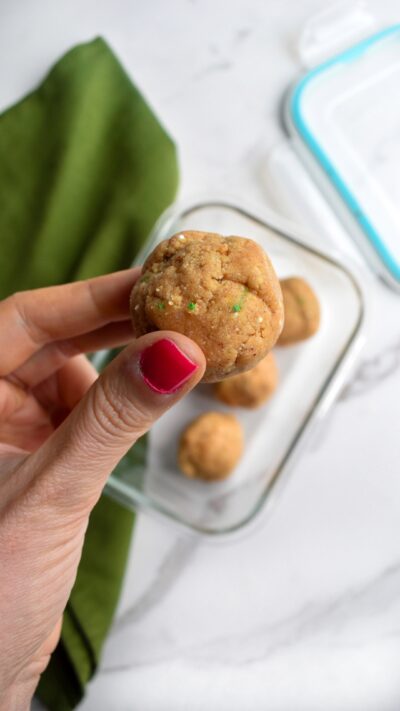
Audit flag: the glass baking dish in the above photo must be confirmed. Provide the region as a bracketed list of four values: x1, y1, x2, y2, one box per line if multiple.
[102, 198, 365, 537]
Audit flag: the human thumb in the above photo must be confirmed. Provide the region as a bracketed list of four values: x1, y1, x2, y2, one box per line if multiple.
[23, 332, 205, 512]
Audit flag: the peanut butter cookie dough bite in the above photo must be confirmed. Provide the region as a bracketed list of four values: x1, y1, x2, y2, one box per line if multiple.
[214, 352, 278, 408]
[178, 412, 244, 481]
[277, 277, 320, 346]
[130, 231, 283, 382]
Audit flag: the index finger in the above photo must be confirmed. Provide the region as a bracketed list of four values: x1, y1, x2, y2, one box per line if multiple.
[0, 268, 140, 376]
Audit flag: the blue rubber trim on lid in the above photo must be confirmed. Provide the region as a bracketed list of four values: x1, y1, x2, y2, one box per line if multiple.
[290, 24, 400, 283]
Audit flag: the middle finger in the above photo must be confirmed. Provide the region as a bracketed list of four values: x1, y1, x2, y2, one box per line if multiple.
[9, 319, 134, 389]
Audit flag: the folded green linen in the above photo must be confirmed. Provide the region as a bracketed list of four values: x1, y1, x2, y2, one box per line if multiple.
[0, 37, 178, 709]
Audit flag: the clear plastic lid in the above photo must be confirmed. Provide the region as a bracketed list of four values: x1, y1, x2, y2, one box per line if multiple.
[286, 22, 400, 290]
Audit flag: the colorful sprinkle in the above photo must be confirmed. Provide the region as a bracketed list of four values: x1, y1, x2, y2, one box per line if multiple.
[178, 234, 186, 241]
[187, 301, 197, 312]
[156, 301, 165, 310]
[231, 286, 249, 314]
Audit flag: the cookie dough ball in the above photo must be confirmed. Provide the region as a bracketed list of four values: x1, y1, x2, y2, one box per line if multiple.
[277, 277, 320, 346]
[214, 352, 278, 408]
[178, 412, 244, 481]
[130, 231, 283, 382]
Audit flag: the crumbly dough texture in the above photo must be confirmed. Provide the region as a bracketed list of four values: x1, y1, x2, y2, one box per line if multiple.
[130, 231, 283, 382]
[214, 351, 278, 408]
[178, 411, 244, 481]
[277, 277, 320, 346]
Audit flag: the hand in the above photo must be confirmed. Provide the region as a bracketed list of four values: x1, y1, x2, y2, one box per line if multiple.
[0, 270, 205, 710]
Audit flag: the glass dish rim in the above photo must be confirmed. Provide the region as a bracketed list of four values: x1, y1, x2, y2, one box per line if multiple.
[104, 196, 366, 539]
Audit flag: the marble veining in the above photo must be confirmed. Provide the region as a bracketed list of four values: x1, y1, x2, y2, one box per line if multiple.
[112, 535, 199, 633]
[103, 557, 400, 672]
[340, 334, 400, 400]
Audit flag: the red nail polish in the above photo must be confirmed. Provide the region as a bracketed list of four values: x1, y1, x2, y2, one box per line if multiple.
[139, 339, 198, 394]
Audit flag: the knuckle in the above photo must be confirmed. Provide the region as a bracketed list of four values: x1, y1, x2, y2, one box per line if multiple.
[0, 383, 9, 419]
[91, 378, 153, 438]
[91, 382, 131, 436]
[7, 291, 28, 312]
[8, 291, 45, 345]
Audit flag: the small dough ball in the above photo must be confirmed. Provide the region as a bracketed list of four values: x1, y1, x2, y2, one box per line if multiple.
[278, 277, 320, 346]
[130, 231, 283, 382]
[178, 412, 244, 481]
[214, 352, 278, 408]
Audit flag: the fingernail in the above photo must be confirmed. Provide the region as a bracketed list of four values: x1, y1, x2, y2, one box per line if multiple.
[139, 338, 198, 394]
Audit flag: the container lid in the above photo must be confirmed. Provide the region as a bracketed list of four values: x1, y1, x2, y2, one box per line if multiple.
[285, 20, 400, 290]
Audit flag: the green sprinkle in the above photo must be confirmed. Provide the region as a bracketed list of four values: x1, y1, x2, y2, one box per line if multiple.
[231, 286, 249, 313]
[156, 301, 165, 310]
[187, 301, 197, 312]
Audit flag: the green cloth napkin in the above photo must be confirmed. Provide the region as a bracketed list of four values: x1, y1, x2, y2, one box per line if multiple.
[0, 37, 178, 709]
[0, 36, 178, 295]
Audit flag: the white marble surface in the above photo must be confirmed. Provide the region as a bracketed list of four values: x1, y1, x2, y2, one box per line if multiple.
[2, 0, 400, 709]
